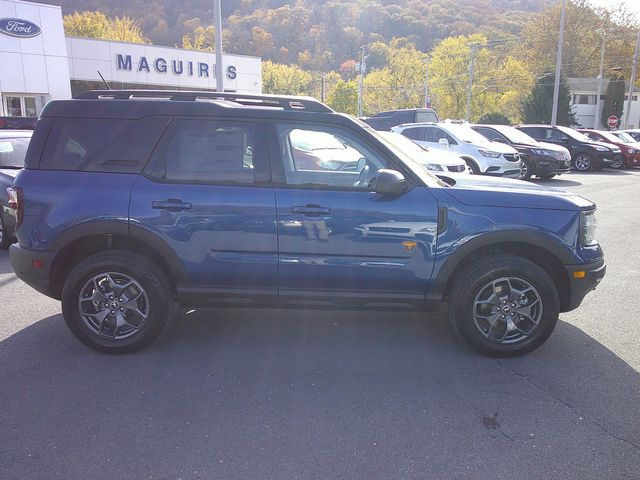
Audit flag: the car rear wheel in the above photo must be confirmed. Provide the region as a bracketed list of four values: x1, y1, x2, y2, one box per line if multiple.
[61, 249, 176, 353]
[448, 254, 559, 357]
[574, 153, 593, 171]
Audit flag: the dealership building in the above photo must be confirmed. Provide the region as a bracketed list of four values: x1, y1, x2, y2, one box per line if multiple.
[0, 0, 262, 118]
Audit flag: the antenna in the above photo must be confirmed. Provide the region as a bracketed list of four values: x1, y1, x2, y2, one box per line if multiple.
[97, 71, 112, 90]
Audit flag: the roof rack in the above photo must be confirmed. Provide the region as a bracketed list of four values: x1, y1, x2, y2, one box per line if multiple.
[73, 90, 333, 113]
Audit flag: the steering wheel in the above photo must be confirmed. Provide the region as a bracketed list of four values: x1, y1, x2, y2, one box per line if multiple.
[353, 164, 370, 188]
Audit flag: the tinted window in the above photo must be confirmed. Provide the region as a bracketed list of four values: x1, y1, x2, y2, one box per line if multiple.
[0, 137, 30, 167]
[276, 124, 389, 190]
[546, 129, 569, 142]
[518, 127, 542, 139]
[474, 127, 502, 142]
[42, 117, 169, 172]
[151, 119, 259, 184]
[401, 127, 424, 141]
[415, 111, 438, 123]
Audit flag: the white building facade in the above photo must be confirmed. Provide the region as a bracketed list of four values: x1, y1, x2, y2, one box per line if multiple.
[0, 0, 262, 118]
[569, 77, 640, 130]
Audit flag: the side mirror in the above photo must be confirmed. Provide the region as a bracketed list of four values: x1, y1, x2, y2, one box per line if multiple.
[438, 138, 450, 148]
[374, 169, 407, 196]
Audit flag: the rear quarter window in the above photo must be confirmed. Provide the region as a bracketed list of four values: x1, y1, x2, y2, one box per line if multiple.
[40, 117, 170, 173]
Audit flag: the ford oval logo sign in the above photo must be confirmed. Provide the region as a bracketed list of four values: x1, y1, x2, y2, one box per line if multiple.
[0, 18, 42, 38]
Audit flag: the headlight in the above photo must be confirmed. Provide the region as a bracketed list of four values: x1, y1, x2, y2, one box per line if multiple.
[580, 210, 598, 246]
[531, 148, 554, 157]
[479, 150, 502, 158]
[425, 163, 444, 171]
[592, 145, 609, 152]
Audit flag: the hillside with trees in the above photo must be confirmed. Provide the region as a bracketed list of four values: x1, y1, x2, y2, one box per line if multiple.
[50, 0, 639, 124]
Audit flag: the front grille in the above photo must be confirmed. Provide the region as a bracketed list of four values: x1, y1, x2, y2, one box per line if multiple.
[447, 165, 466, 172]
[503, 153, 520, 162]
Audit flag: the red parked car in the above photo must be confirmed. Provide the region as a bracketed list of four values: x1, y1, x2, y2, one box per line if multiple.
[578, 129, 640, 169]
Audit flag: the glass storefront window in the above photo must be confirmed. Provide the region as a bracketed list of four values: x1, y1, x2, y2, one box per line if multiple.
[24, 97, 37, 117]
[5, 97, 23, 117]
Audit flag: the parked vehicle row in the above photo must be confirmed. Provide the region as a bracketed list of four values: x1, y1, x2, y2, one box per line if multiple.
[580, 129, 640, 169]
[6, 90, 605, 357]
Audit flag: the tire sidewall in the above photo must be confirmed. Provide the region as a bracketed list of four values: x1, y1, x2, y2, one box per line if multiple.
[574, 153, 592, 171]
[450, 256, 559, 357]
[61, 251, 172, 353]
[520, 158, 534, 180]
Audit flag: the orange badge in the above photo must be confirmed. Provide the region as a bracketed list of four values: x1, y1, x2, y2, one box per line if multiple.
[402, 241, 418, 253]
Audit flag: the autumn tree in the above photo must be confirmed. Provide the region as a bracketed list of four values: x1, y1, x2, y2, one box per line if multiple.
[521, 73, 577, 126]
[262, 61, 313, 96]
[63, 11, 148, 44]
[327, 80, 358, 115]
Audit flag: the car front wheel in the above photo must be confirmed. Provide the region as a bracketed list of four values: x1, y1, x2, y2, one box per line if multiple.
[61, 249, 176, 353]
[573, 153, 593, 171]
[448, 254, 559, 357]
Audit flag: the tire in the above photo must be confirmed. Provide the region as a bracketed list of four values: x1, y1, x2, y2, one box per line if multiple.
[0, 215, 10, 249]
[464, 158, 480, 175]
[519, 157, 534, 180]
[448, 254, 559, 357]
[61, 249, 176, 353]
[609, 157, 625, 169]
[538, 173, 556, 180]
[573, 153, 593, 171]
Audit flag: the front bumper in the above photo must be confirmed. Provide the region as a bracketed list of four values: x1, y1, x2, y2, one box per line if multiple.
[528, 154, 572, 176]
[593, 152, 621, 168]
[563, 258, 606, 312]
[9, 244, 57, 299]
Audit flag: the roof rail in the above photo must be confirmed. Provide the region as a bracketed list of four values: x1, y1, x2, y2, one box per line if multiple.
[73, 90, 334, 113]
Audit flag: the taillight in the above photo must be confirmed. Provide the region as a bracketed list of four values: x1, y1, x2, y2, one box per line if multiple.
[6, 187, 23, 228]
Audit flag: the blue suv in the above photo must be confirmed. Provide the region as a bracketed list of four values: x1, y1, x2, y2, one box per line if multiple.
[8, 91, 606, 356]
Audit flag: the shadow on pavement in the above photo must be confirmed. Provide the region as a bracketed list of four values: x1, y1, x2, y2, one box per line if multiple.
[1, 308, 639, 479]
[533, 177, 582, 187]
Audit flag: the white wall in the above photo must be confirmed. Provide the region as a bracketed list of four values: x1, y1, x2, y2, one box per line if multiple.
[0, 0, 71, 114]
[66, 37, 262, 93]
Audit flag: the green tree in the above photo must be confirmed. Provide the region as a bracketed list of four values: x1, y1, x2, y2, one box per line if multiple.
[262, 61, 313, 96]
[477, 112, 511, 125]
[327, 80, 358, 115]
[64, 11, 148, 44]
[601, 72, 625, 129]
[521, 74, 577, 126]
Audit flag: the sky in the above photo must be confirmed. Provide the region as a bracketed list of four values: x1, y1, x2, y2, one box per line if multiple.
[586, 0, 640, 19]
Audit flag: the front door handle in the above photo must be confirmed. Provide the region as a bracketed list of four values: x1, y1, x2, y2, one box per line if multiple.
[291, 204, 331, 216]
[152, 199, 193, 211]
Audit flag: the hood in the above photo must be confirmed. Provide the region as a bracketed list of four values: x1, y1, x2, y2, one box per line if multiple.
[0, 167, 20, 178]
[414, 149, 466, 166]
[534, 141, 569, 153]
[591, 141, 620, 152]
[438, 174, 594, 211]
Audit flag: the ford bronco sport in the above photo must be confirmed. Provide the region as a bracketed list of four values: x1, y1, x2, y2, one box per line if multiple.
[8, 90, 605, 356]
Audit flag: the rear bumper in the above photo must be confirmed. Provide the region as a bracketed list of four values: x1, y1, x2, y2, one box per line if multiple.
[9, 244, 57, 299]
[563, 259, 606, 311]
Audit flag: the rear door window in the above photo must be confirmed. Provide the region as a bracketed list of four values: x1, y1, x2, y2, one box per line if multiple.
[401, 127, 425, 141]
[41, 117, 170, 172]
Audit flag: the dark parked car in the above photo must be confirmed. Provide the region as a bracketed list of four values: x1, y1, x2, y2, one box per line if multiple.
[0, 116, 37, 130]
[363, 108, 439, 131]
[8, 90, 605, 357]
[578, 129, 639, 169]
[472, 124, 571, 180]
[515, 124, 622, 172]
[0, 130, 31, 248]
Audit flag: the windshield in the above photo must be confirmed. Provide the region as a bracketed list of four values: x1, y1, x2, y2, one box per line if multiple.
[611, 131, 635, 143]
[0, 137, 29, 168]
[595, 131, 624, 143]
[492, 125, 538, 144]
[441, 123, 490, 144]
[289, 129, 346, 150]
[377, 131, 427, 153]
[368, 128, 446, 188]
[556, 125, 591, 142]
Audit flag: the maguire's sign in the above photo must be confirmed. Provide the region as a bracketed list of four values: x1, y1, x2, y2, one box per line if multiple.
[0, 18, 42, 38]
[116, 54, 237, 80]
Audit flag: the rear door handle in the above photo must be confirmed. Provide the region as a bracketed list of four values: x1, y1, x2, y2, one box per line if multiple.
[152, 199, 193, 211]
[291, 204, 331, 216]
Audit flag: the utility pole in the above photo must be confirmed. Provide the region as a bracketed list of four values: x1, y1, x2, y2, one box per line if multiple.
[357, 44, 367, 117]
[424, 59, 430, 108]
[594, 30, 606, 129]
[321, 73, 326, 103]
[214, 0, 224, 92]
[551, 0, 566, 126]
[466, 45, 477, 121]
[624, 30, 640, 129]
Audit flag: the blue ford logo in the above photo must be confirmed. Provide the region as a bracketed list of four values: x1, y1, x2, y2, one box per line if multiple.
[0, 18, 42, 38]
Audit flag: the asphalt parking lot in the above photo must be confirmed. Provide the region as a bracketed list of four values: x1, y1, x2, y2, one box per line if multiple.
[1, 170, 639, 480]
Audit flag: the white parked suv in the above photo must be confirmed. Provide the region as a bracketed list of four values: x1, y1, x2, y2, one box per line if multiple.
[391, 122, 522, 177]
